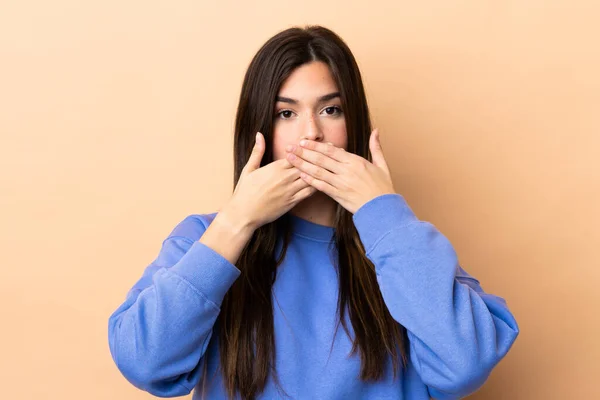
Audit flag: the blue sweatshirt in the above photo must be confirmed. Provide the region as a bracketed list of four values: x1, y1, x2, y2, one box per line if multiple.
[108, 193, 519, 399]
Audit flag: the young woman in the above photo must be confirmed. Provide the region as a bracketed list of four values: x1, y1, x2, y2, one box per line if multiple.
[108, 25, 519, 400]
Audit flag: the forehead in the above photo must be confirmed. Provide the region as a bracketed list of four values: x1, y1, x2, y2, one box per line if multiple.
[277, 61, 339, 99]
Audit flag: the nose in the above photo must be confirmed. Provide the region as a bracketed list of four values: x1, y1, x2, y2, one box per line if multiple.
[301, 115, 324, 142]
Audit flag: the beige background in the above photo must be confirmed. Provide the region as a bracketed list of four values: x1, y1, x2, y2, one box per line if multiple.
[1, 1, 598, 399]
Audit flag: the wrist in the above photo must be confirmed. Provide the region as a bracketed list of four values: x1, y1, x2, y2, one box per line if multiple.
[216, 205, 256, 237]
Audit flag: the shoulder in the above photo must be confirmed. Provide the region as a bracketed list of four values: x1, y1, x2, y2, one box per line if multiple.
[165, 211, 219, 243]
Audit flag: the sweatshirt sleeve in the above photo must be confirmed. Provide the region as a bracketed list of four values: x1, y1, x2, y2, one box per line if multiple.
[107, 215, 241, 397]
[352, 194, 519, 399]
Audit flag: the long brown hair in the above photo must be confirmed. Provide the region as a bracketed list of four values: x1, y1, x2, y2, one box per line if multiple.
[214, 25, 408, 400]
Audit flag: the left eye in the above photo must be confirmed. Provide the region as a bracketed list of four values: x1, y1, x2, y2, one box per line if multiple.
[322, 106, 342, 116]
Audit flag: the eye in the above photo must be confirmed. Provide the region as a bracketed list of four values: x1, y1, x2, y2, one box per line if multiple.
[322, 106, 342, 116]
[276, 110, 295, 120]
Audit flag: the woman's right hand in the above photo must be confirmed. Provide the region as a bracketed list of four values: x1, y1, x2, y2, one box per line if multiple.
[223, 131, 317, 230]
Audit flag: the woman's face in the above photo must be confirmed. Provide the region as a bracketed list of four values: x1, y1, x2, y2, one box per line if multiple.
[272, 61, 347, 162]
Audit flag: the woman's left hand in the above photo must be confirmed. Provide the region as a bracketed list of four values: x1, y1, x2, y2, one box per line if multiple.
[285, 128, 397, 214]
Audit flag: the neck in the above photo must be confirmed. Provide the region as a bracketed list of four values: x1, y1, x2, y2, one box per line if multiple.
[288, 191, 337, 227]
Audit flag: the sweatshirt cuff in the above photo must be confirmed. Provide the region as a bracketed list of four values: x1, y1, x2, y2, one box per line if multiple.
[352, 193, 419, 253]
[167, 240, 241, 308]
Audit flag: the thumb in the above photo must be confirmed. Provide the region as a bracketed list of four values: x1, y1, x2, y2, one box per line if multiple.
[369, 128, 390, 173]
[243, 132, 265, 175]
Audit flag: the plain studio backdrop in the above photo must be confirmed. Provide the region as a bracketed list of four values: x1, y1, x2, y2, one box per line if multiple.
[1, 1, 598, 399]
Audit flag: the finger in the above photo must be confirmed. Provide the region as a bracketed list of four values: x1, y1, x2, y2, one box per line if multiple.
[289, 172, 313, 189]
[288, 154, 339, 187]
[369, 128, 390, 174]
[283, 165, 303, 183]
[286, 145, 344, 174]
[277, 157, 296, 169]
[292, 185, 318, 203]
[300, 172, 338, 200]
[298, 139, 350, 163]
[243, 132, 265, 174]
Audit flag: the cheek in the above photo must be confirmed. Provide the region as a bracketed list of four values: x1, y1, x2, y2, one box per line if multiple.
[271, 128, 290, 161]
[327, 120, 347, 149]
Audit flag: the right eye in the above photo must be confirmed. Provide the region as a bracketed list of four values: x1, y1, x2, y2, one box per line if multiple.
[276, 110, 295, 120]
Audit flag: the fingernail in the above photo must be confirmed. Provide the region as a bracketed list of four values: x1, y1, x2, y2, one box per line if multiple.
[299, 140, 306, 147]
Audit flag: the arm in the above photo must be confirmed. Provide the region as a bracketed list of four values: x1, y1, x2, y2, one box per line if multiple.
[352, 194, 519, 399]
[107, 212, 252, 397]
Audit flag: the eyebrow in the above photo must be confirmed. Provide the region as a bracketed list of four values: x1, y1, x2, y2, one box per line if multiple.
[275, 92, 340, 104]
